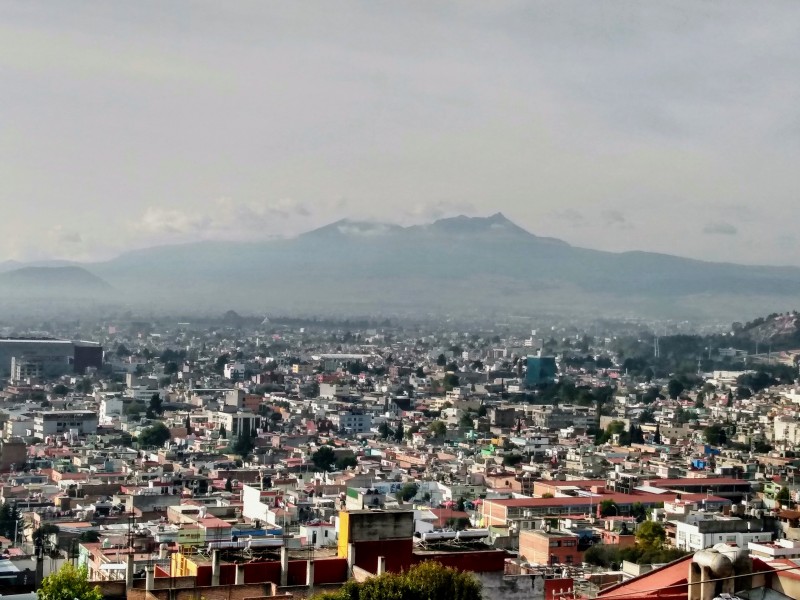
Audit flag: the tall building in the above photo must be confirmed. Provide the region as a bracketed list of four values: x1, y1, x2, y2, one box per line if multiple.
[0, 338, 103, 378]
[524, 355, 557, 388]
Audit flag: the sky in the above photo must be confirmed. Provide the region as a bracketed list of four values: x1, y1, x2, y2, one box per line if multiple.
[1, 1, 799, 265]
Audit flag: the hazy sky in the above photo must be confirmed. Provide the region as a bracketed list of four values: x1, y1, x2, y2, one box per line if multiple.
[2, 1, 799, 265]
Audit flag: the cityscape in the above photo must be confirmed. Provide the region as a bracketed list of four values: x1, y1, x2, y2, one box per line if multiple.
[3, 3, 800, 600]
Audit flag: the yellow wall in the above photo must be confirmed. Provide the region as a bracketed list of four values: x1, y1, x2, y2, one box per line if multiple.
[337, 511, 350, 558]
[170, 553, 198, 577]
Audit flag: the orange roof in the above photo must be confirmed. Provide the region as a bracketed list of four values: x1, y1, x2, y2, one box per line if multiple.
[598, 554, 693, 599]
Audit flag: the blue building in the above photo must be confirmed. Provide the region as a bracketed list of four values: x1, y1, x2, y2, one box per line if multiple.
[525, 355, 557, 388]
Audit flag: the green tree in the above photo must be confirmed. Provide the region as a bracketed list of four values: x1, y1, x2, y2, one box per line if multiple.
[667, 379, 685, 400]
[138, 422, 171, 448]
[445, 517, 471, 530]
[459, 413, 474, 429]
[777, 486, 791, 505]
[147, 393, 163, 417]
[394, 422, 404, 442]
[78, 530, 100, 543]
[336, 456, 358, 470]
[630, 502, 647, 523]
[436, 353, 447, 367]
[232, 427, 255, 456]
[39, 564, 102, 600]
[0, 502, 23, 540]
[398, 483, 418, 501]
[378, 422, 392, 439]
[443, 372, 460, 391]
[312, 446, 336, 471]
[636, 521, 666, 548]
[52, 384, 70, 396]
[312, 559, 480, 600]
[599, 499, 619, 517]
[219, 424, 227, 439]
[225, 477, 233, 492]
[704, 424, 727, 446]
[428, 420, 447, 438]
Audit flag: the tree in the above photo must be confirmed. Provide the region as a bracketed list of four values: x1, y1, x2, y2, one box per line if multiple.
[667, 379, 685, 400]
[138, 423, 171, 448]
[38, 564, 102, 600]
[704, 424, 727, 446]
[393, 422, 404, 443]
[459, 413, 474, 429]
[436, 353, 447, 367]
[312, 446, 336, 471]
[78, 530, 100, 543]
[599, 499, 619, 517]
[445, 517, 471, 530]
[0, 502, 23, 540]
[225, 477, 233, 492]
[443, 373, 460, 391]
[378, 422, 392, 439]
[148, 393, 163, 416]
[232, 427, 256, 456]
[630, 502, 647, 523]
[398, 482, 418, 502]
[219, 424, 227, 439]
[428, 420, 447, 438]
[335, 456, 358, 470]
[777, 486, 791, 505]
[636, 521, 666, 548]
[312, 561, 481, 600]
[52, 384, 69, 396]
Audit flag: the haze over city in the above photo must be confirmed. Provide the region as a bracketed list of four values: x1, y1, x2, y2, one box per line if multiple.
[2, 2, 800, 266]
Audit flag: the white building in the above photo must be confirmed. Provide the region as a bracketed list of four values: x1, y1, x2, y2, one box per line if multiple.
[34, 410, 99, 438]
[675, 518, 772, 552]
[224, 362, 246, 379]
[99, 395, 124, 425]
[331, 410, 371, 434]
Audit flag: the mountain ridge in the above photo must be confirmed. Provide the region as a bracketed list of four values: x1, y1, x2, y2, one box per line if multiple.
[0, 214, 798, 320]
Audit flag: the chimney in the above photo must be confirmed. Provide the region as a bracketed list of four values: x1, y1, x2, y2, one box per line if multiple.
[347, 543, 356, 579]
[211, 549, 220, 587]
[377, 556, 386, 576]
[280, 546, 289, 587]
[306, 560, 315, 596]
[145, 566, 155, 592]
[235, 563, 245, 585]
[126, 552, 134, 590]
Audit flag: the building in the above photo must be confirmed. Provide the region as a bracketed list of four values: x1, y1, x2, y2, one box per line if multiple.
[674, 517, 772, 553]
[331, 410, 371, 434]
[525, 355, 557, 388]
[33, 410, 99, 438]
[10, 356, 43, 383]
[519, 528, 582, 565]
[0, 338, 102, 378]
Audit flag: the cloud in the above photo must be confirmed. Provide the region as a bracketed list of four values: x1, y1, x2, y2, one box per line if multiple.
[549, 208, 588, 226]
[702, 222, 738, 235]
[601, 210, 631, 229]
[50, 225, 83, 244]
[405, 200, 476, 221]
[136, 197, 312, 239]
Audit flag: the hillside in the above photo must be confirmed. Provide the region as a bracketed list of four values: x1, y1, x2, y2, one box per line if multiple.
[79, 213, 800, 319]
[0, 266, 113, 298]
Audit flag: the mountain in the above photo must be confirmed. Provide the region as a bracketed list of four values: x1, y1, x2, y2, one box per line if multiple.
[0, 266, 113, 298]
[1, 214, 797, 319]
[75, 213, 800, 320]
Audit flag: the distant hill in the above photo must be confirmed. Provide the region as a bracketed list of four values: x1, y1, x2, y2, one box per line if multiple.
[1, 214, 799, 319]
[76, 213, 800, 320]
[0, 266, 113, 298]
[736, 311, 800, 346]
